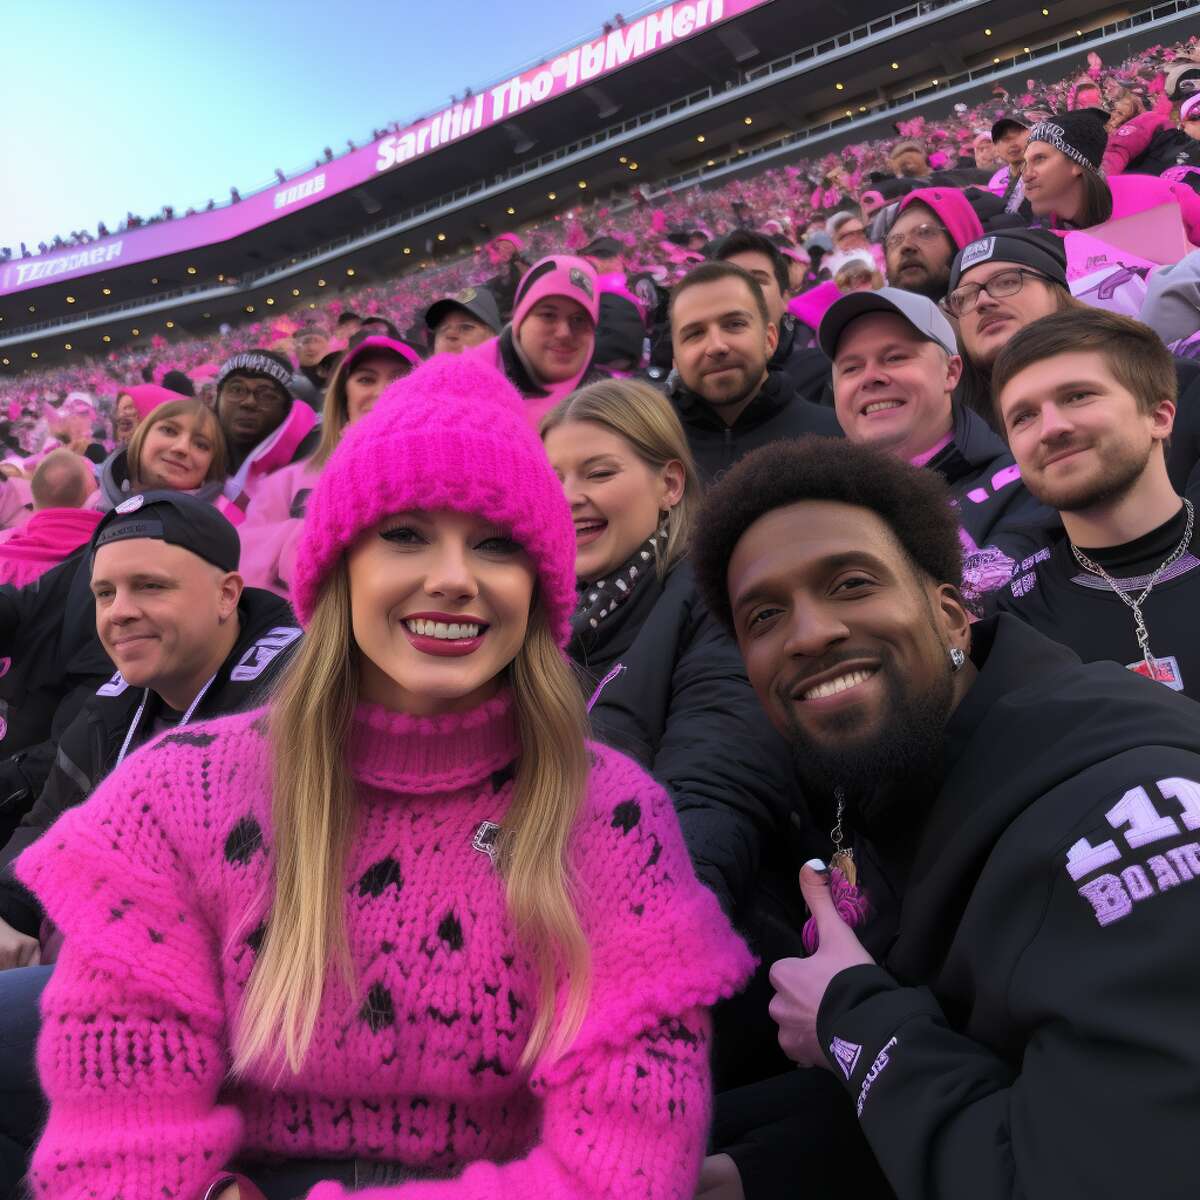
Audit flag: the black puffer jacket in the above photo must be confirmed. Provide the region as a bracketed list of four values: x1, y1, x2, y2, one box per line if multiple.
[0, 587, 300, 937]
[669, 367, 843, 483]
[570, 562, 798, 918]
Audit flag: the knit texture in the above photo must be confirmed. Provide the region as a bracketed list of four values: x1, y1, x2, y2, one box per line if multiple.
[17, 694, 752, 1200]
[291, 355, 576, 646]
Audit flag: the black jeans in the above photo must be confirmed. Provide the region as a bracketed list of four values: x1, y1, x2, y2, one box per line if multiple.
[0, 965, 51, 1200]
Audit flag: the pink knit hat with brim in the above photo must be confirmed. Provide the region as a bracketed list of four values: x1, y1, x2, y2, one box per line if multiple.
[291, 354, 576, 645]
[898, 188, 984, 251]
[511, 255, 600, 333]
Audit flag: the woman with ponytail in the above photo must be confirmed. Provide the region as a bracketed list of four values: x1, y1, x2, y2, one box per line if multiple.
[16, 355, 750, 1200]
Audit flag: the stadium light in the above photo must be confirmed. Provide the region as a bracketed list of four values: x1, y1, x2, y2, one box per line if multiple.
[628, 162, 638, 171]
[102, 287, 111, 295]
[403, 247, 413, 254]
[245, 306, 254, 313]
[30, 352, 38, 359]
[102, 335, 111, 343]
[317, 279, 327, 286]
[346, 268, 356, 276]
[994, 57, 1000, 63]
[835, 83, 844, 91]
[859, 105, 867, 112]
[1042, 7, 1050, 14]
[151, 277, 158, 284]
[217, 274, 225, 282]
[1, 358, 8, 366]
[292, 288, 300, 296]
[1076, 29, 1082, 35]
[706, 160, 716, 167]
[131, 328, 139, 335]
[548, 191, 557, 200]
[506, 207, 516, 215]
[985, 28, 992, 36]
[891, 62, 899, 70]
[165, 320, 174, 328]
[27, 305, 35, 313]
[66, 296, 76, 303]
[187, 266, 197, 274]
[266, 298, 275, 304]
[697, 134, 706, 142]
[578, 180, 587, 189]
[64, 343, 71, 350]
[437, 233, 447, 241]
[743, 116, 753, 125]
[619, 155, 628, 164]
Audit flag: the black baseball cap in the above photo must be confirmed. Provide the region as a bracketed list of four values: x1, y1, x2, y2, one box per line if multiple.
[581, 235, 624, 259]
[90, 491, 241, 573]
[990, 114, 1029, 141]
[424, 286, 501, 335]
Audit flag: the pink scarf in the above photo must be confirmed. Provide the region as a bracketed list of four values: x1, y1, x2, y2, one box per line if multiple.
[0, 508, 103, 587]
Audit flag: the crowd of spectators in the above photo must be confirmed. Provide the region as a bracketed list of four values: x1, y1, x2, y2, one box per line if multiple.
[0, 27, 1198, 1200]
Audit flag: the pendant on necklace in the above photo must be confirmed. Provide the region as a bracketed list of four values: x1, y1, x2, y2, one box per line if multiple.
[830, 848, 857, 888]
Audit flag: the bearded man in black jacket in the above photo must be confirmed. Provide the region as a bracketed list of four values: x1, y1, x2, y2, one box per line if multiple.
[693, 436, 1200, 1200]
[668, 262, 841, 482]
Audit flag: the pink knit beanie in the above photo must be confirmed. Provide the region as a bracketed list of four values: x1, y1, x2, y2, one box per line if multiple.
[292, 354, 576, 645]
[511, 255, 600, 333]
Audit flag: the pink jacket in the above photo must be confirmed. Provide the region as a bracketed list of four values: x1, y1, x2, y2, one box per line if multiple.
[17, 693, 752, 1200]
[1101, 111, 1171, 176]
[0, 508, 103, 587]
[238, 458, 321, 598]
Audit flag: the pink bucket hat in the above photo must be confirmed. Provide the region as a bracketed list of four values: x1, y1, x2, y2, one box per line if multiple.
[292, 354, 576, 645]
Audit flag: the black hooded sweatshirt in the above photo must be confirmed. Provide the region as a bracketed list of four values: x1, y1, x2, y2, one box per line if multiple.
[0, 586, 300, 936]
[815, 614, 1200, 1200]
[669, 367, 843, 483]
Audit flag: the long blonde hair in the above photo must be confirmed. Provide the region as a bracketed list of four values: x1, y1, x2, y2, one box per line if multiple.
[540, 378, 701, 579]
[233, 565, 591, 1076]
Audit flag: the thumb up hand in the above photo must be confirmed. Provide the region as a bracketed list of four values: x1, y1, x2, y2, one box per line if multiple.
[768, 860, 874, 1069]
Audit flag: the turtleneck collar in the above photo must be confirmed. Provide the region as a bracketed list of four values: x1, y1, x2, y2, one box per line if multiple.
[348, 688, 520, 795]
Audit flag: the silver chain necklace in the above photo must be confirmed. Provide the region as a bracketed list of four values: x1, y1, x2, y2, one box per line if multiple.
[1069, 499, 1195, 678]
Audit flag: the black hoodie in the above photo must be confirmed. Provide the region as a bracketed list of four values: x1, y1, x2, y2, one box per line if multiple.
[816, 615, 1200, 1200]
[670, 367, 843, 483]
[0, 586, 300, 936]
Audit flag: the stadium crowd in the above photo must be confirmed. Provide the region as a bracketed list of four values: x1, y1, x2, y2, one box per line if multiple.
[0, 29, 1200, 1200]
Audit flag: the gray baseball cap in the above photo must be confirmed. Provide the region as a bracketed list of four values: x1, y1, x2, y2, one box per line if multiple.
[818, 286, 957, 359]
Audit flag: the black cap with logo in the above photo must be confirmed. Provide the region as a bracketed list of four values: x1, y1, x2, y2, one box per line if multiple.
[90, 491, 241, 573]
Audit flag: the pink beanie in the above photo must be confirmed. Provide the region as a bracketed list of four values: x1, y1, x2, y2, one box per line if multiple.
[511, 255, 600, 333]
[292, 354, 576, 645]
[898, 188, 985, 250]
[122, 383, 186, 422]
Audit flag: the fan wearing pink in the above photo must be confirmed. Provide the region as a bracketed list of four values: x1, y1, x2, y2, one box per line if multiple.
[239, 336, 420, 597]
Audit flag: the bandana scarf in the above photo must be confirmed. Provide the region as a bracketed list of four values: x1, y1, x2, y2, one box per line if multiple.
[572, 526, 666, 636]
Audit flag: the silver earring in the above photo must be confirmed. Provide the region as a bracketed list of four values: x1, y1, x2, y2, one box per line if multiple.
[949, 647, 966, 672]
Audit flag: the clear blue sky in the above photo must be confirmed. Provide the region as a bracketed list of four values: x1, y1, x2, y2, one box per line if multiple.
[2, 0, 635, 251]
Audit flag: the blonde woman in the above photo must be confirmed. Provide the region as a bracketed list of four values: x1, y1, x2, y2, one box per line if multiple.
[17, 355, 750, 1200]
[239, 332, 421, 597]
[541, 379, 802, 1099]
[91, 396, 228, 510]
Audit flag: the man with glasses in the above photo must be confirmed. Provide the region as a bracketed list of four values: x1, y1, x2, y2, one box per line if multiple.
[819, 287, 1054, 602]
[215, 351, 320, 509]
[883, 188, 984, 302]
[950, 230, 1200, 495]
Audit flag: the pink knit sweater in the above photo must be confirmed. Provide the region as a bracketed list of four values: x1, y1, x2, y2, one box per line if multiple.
[17, 691, 752, 1200]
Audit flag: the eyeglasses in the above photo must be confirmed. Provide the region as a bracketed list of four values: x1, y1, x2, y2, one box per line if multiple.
[945, 268, 1053, 316]
[221, 379, 286, 407]
[884, 222, 950, 253]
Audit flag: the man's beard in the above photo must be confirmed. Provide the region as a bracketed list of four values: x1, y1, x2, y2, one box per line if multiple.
[891, 258, 951, 301]
[780, 645, 956, 844]
[697, 360, 766, 409]
[1035, 435, 1152, 514]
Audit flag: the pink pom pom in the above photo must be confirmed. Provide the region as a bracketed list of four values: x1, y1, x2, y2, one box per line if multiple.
[800, 867, 871, 955]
